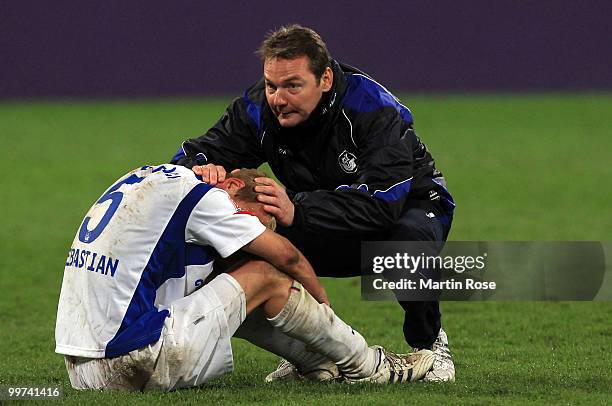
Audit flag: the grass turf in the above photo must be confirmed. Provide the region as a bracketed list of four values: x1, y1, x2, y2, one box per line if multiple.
[0, 93, 610, 404]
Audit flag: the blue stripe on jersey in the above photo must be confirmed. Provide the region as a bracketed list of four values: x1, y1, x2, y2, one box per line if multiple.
[186, 243, 215, 266]
[343, 74, 413, 124]
[105, 182, 213, 358]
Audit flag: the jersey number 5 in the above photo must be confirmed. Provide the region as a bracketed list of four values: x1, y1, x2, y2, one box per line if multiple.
[78, 173, 145, 244]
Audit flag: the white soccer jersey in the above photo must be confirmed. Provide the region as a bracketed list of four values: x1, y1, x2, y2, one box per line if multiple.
[55, 164, 265, 359]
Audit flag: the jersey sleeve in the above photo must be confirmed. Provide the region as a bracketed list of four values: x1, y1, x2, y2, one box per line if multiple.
[172, 94, 266, 170]
[292, 106, 415, 235]
[185, 188, 266, 257]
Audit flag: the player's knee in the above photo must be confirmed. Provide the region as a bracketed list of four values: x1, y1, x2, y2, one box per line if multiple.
[258, 261, 292, 293]
[230, 259, 292, 297]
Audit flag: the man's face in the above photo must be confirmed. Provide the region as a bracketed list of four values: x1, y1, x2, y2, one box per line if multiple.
[264, 55, 333, 127]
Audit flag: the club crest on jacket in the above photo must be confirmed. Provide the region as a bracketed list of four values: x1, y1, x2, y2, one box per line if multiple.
[338, 150, 357, 173]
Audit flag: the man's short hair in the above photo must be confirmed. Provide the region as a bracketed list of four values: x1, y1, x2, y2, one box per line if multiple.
[230, 168, 267, 202]
[256, 24, 331, 82]
[231, 168, 276, 230]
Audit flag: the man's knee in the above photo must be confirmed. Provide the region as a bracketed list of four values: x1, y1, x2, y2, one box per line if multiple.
[237, 259, 290, 281]
[229, 259, 292, 300]
[390, 209, 437, 239]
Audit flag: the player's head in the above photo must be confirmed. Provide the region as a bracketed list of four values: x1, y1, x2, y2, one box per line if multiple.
[217, 168, 276, 230]
[257, 24, 333, 128]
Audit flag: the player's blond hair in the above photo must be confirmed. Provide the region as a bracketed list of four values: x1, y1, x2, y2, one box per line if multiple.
[231, 168, 277, 230]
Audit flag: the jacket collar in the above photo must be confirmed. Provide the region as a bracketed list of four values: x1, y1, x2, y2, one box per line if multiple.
[310, 60, 347, 122]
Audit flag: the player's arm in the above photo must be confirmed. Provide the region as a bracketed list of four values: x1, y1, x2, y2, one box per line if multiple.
[186, 188, 328, 305]
[242, 229, 329, 306]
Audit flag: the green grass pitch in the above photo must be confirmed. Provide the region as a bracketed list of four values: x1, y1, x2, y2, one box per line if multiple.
[0, 93, 611, 404]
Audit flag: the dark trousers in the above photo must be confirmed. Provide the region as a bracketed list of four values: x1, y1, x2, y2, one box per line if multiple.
[277, 201, 451, 350]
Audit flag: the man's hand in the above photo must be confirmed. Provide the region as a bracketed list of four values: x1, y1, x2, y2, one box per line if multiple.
[254, 177, 295, 227]
[192, 164, 227, 185]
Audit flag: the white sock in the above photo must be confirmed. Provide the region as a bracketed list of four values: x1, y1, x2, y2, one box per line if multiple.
[267, 281, 376, 378]
[234, 308, 330, 374]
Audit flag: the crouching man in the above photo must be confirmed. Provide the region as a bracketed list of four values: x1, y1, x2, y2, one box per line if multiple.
[55, 165, 434, 391]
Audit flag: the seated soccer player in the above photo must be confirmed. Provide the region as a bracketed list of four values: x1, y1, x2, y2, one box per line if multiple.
[55, 165, 434, 391]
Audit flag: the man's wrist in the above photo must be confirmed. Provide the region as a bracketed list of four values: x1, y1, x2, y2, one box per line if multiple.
[287, 204, 295, 226]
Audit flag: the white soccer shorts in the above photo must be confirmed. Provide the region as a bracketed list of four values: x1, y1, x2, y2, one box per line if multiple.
[65, 273, 246, 391]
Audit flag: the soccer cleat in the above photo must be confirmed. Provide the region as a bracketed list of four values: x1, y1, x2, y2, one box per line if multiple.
[346, 346, 435, 384]
[302, 361, 341, 382]
[264, 359, 299, 382]
[422, 328, 455, 382]
[264, 359, 340, 382]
